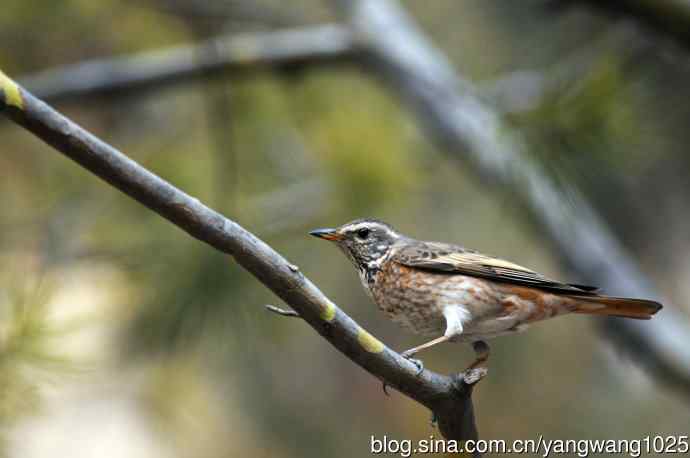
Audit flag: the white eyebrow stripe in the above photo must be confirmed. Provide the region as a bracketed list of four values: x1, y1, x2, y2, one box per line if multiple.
[344, 221, 397, 237]
[346, 223, 368, 231]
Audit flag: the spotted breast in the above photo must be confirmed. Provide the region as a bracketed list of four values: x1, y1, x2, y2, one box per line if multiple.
[369, 260, 583, 340]
[368, 261, 500, 336]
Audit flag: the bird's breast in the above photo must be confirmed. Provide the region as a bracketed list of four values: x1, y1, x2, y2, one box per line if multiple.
[368, 262, 502, 335]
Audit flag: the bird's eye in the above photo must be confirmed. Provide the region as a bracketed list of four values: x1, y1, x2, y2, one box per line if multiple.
[356, 228, 370, 240]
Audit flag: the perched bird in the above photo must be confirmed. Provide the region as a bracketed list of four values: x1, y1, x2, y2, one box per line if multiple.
[310, 218, 662, 373]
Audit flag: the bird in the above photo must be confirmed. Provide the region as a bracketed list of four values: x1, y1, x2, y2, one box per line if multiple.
[309, 218, 662, 374]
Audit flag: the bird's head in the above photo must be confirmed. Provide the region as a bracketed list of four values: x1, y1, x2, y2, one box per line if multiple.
[309, 218, 400, 270]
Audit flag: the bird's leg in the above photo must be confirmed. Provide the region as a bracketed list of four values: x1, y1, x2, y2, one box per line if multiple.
[400, 306, 468, 376]
[467, 340, 490, 370]
[382, 306, 468, 396]
[402, 335, 452, 358]
[401, 334, 453, 375]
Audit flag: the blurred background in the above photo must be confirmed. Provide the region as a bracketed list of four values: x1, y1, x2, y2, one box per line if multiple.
[1, 0, 690, 456]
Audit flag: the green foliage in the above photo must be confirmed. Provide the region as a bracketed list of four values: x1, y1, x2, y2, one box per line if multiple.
[126, 247, 247, 355]
[0, 0, 187, 73]
[0, 283, 70, 430]
[290, 72, 422, 214]
[513, 56, 654, 181]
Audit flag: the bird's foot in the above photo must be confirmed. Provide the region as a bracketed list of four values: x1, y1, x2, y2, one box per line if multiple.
[401, 350, 425, 376]
[381, 351, 425, 397]
[381, 381, 390, 396]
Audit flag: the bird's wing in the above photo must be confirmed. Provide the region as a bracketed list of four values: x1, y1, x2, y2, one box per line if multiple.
[392, 241, 599, 294]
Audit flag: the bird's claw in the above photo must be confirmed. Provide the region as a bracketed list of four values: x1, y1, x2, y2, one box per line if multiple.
[401, 351, 424, 376]
[382, 381, 391, 396]
[381, 352, 425, 397]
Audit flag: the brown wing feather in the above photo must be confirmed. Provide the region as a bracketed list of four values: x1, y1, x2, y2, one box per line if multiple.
[392, 241, 598, 294]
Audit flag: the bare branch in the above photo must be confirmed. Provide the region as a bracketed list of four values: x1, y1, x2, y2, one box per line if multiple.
[333, 0, 690, 395]
[18, 25, 356, 103]
[16, 21, 627, 117]
[0, 71, 480, 446]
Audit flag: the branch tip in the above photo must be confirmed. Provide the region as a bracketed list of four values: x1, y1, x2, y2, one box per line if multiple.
[462, 367, 488, 386]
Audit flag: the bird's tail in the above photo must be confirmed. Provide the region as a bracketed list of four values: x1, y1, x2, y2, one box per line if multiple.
[570, 295, 662, 320]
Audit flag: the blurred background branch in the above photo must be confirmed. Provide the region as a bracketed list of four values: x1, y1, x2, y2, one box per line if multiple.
[14, 20, 626, 116]
[17, 25, 356, 104]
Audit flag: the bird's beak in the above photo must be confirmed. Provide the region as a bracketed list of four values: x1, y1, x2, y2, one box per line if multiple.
[309, 228, 343, 241]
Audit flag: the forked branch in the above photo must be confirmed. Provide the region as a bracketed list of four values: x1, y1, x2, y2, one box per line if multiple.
[18, 25, 355, 103]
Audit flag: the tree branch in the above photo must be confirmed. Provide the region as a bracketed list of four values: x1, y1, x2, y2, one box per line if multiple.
[0, 70, 481, 447]
[334, 0, 690, 396]
[18, 25, 356, 103]
[16, 21, 618, 117]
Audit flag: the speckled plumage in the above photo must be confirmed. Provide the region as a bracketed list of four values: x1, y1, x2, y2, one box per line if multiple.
[310, 219, 662, 366]
[368, 248, 580, 341]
